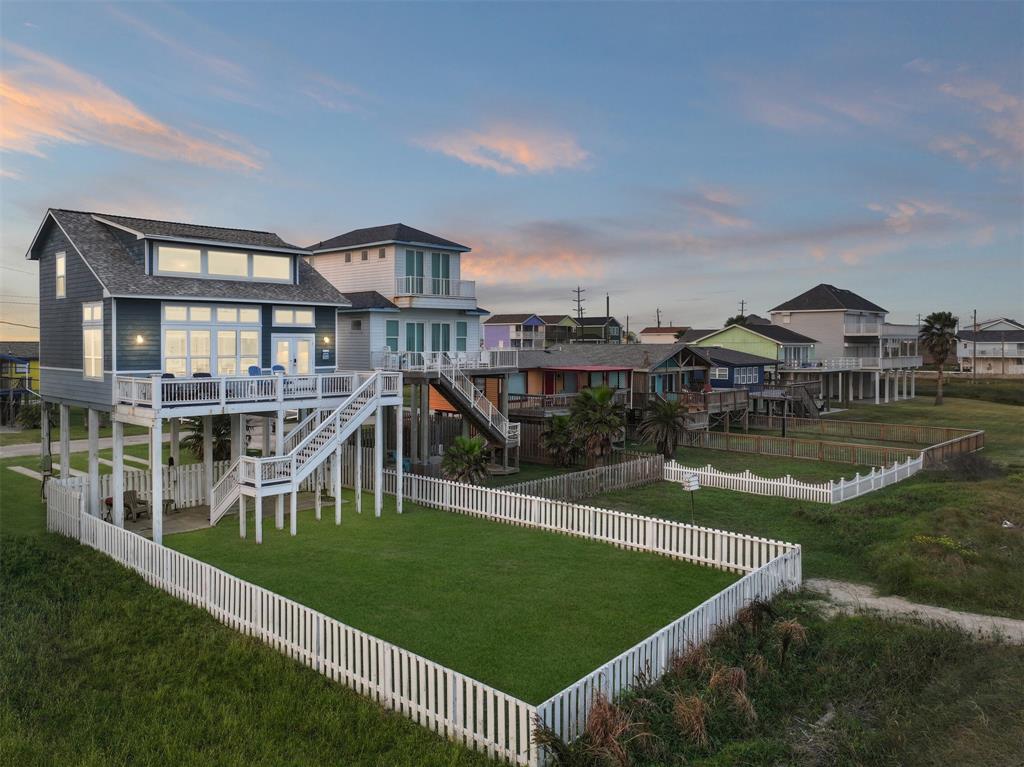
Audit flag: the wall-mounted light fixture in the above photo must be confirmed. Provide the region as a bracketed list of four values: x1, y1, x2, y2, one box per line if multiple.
[322, 336, 331, 345]
[135, 334, 145, 345]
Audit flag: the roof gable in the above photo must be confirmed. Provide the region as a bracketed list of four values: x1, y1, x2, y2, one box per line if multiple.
[770, 284, 886, 313]
[485, 313, 542, 325]
[697, 323, 817, 346]
[309, 223, 469, 253]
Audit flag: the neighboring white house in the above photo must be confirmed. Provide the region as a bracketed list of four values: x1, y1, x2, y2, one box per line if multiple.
[957, 318, 1024, 375]
[306, 224, 488, 368]
[637, 326, 689, 344]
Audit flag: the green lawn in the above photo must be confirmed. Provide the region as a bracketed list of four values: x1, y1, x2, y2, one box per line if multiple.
[483, 461, 578, 487]
[168, 494, 738, 703]
[0, 405, 147, 446]
[668, 445, 873, 482]
[594, 397, 1024, 619]
[915, 376, 1024, 406]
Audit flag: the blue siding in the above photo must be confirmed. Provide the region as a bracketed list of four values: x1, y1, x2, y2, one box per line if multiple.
[261, 305, 336, 370]
[115, 298, 162, 371]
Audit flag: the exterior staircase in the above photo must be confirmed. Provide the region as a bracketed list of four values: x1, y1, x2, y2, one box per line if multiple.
[209, 372, 390, 525]
[791, 383, 824, 419]
[433, 354, 520, 449]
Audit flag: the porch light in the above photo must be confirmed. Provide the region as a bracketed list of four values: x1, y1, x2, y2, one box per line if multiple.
[322, 335, 331, 345]
[135, 334, 145, 345]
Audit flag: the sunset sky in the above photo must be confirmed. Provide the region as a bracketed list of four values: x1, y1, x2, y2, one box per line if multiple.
[1, 2, 1021, 340]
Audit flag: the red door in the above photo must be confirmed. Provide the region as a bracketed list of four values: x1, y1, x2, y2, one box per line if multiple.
[543, 372, 556, 395]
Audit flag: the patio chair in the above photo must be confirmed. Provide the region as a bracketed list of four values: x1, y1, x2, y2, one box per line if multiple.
[161, 372, 175, 379]
[193, 372, 212, 378]
[248, 365, 262, 376]
[272, 364, 286, 374]
[123, 490, 150, 522]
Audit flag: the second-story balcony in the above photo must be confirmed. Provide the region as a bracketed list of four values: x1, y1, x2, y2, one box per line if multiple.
[373, 349, 519, 373]
[394, 276, 476, 307]
[781, 355, 923, 371]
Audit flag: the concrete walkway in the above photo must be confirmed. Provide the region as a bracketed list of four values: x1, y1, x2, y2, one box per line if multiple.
[806, 578, 1024, 644]
[0, 434, 158, 459]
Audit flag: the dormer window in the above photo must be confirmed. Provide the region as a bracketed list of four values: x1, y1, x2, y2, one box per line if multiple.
[154, 243, 293, 284]
[55, 252, 66, 298]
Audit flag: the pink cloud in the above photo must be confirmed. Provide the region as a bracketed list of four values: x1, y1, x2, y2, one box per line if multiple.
[0, 42, 262, 171]
[417, 124, 589, 175]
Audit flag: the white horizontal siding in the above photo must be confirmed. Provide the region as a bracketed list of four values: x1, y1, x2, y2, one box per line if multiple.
[308, 245, 397, 295]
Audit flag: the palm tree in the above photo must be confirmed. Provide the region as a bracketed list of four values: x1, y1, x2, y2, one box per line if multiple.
[181, 415, 234, 461]
[919, 311, 958, 406]
[638, 398, 687, 459]
[540, 414, 578, 468]
[441, 435, 490, 484]
[569, 386, 624, 467]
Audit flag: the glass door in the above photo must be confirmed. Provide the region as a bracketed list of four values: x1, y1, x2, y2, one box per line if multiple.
[431, 252, 450, 295]
[404, 250, 424, 294]
[431, 322, 451, 352]
[273, 335, 315, 374]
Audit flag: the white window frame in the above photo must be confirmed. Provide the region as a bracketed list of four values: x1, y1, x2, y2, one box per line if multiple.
[161, 302, 262, 377]
[273, 306, 316, 327]
[153, 243, 293, 284]
[710, 367, 729, 380]
[82, 301, 103, 380]
[385, 319, 399, 352]
[455, 321, 468, 352]
[55, 251, 66, 299]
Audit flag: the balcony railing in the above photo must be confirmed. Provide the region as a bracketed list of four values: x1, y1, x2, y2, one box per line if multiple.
[114, 370, 401, 410]
[373, 349, 518, 371]
[844, 320, 920, 338]
[394, 276, 476, 298]
[781, 356, 923, 371]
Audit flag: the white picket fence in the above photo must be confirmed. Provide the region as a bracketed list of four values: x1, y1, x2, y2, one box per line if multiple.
[46, 464, 802, 765]
[536, 547, 801, 744]
[504, 455, 664, 502]
[664, 455, 923, 505]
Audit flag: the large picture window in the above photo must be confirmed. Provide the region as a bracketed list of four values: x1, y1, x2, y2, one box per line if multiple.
[82, 301, 103, 380]
[273, 307, 315, 326]
[162, 302, 261, 376]
[154, 244, 293, 284]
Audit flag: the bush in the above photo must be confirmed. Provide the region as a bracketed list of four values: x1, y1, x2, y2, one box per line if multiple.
[15, 399, 41, 429]
[940, 453, 1005, 482]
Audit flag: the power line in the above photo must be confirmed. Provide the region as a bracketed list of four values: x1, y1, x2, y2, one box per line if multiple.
[571, 286, 586, 319]
[0, 265, 37, 276]
[0, 320, 39, 329]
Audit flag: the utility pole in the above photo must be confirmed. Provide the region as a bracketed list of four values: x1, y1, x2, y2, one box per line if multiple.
[605, 293, 610, 343]
[572, 286, 586, 320]
[655, 308, 662, 328]
[738, 298, 747, 316]
[972, 309, 977, 383]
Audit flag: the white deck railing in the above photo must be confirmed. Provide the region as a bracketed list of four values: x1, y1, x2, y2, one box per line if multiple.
[373, 349, 518, 371]
[115, 370, 400, 410]
[395, 276, 476, 298]
[781, 356, 922, 371]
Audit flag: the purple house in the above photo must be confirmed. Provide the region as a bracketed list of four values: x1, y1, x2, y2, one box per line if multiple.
[483, 314, 546, 349]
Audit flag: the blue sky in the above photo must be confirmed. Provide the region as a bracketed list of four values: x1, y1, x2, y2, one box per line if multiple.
[1, 2, 1021, 339]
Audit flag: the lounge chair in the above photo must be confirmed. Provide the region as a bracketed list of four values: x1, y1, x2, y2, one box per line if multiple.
[272, 364, 286, 374]
[123, 490, 150, 522]
[248, 365, 262, 376]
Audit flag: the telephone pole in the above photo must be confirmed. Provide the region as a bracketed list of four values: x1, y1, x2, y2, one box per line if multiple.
[655, 308, 662, 328]
[739, 298, 747, 316]
[572, 286, 586, 320]
[972, 309, 977, 383]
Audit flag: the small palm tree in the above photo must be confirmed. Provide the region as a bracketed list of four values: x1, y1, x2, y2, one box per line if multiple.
[919, 311, 958, 406]
[540, 414, 578, 468]
[569, 386, 624, 467]
[638, 398, 687, 459]
[442, 435, 490, 484]
[181, 415, 234, 461]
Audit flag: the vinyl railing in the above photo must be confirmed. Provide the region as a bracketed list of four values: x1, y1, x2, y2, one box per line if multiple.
[373, 349, 519, 371]
[395, 276, 476, 298]
[114, 370, 398, 410]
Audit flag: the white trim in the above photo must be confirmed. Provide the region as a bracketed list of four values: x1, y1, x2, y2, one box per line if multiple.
[26, 211, 110, 292]
[695, 325, 817, 347]
[270, 333, 317, 375]
[310, 239, 470, 254]
[108, 293, 347, 308]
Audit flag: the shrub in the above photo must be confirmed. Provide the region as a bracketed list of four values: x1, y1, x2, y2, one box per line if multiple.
[16, 399, 41, 429]
[940, 453, 1005, 482]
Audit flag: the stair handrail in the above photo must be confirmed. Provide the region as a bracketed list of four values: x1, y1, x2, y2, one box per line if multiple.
[436, 353, 512, 438]
[280, 372, 366, 452]
[209, 458, 242, 524]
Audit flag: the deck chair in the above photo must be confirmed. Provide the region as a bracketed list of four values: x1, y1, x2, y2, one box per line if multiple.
[271, 364, 286, 374]
[193, 372, 212, 378]
[161, 372, 175, 379]
[248, 365, 262, 376]
[123, 490, 150, 522]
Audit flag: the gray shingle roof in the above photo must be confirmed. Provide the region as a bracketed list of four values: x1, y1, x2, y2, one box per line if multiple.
[576, 316, 620, 327]
[701, 346, 779, 366]
[519, 343, 710, 371]
[699, 324, 817, 345]
[0, 341, 39, 360]
[958, 329, 1024, 343]
[92, 212, 306, 251]
[771, 284, 886, 313]
[337, 291, 400, 311]
[485, 313, 541, 324]
[539, 314, 577, 325]
[37, 210, 348, 306]
[678, 328, 720, 342]
[309, 224, 469, 253]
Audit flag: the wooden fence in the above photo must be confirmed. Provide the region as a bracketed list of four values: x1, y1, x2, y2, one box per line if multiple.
[504, 454, 664, 501]
[745, 413, 980, 446]
[687, 430, 921, 467]
[920, 430, 987, 467]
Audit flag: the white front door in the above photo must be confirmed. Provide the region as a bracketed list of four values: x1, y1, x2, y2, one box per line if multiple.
[273, 334, 314, 375]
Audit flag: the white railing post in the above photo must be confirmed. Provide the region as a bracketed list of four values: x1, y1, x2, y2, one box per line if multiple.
[150, 375, 162, 411]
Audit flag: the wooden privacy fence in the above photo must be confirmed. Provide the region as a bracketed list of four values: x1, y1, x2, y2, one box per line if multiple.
[920, 430, 986, 467]
[665, 456, 924, 505]
[504, 454, 665, 501]
[687, 430, 921, 467]
[746, 413, 981, 446]
[535, 548, 802, 746]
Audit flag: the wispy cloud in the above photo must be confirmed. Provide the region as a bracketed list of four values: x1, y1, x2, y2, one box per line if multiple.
[417, 124, 589, 175]
[301, 73, 367, 114]
[923, 74, 1024, 168]
[866, 199, 967, 234]
[670, 187, 752, 229]
[0, 41, 263, 171]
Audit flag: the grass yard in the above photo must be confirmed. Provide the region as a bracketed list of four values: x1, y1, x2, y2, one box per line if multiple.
[595, 396, 1024, 619]
[667, 445, 872, 483]
[915, 376, 1024, 406]
[168, 494, 738, 704]
[0, 405, 147, 446]
[483, 461, 579, 487]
